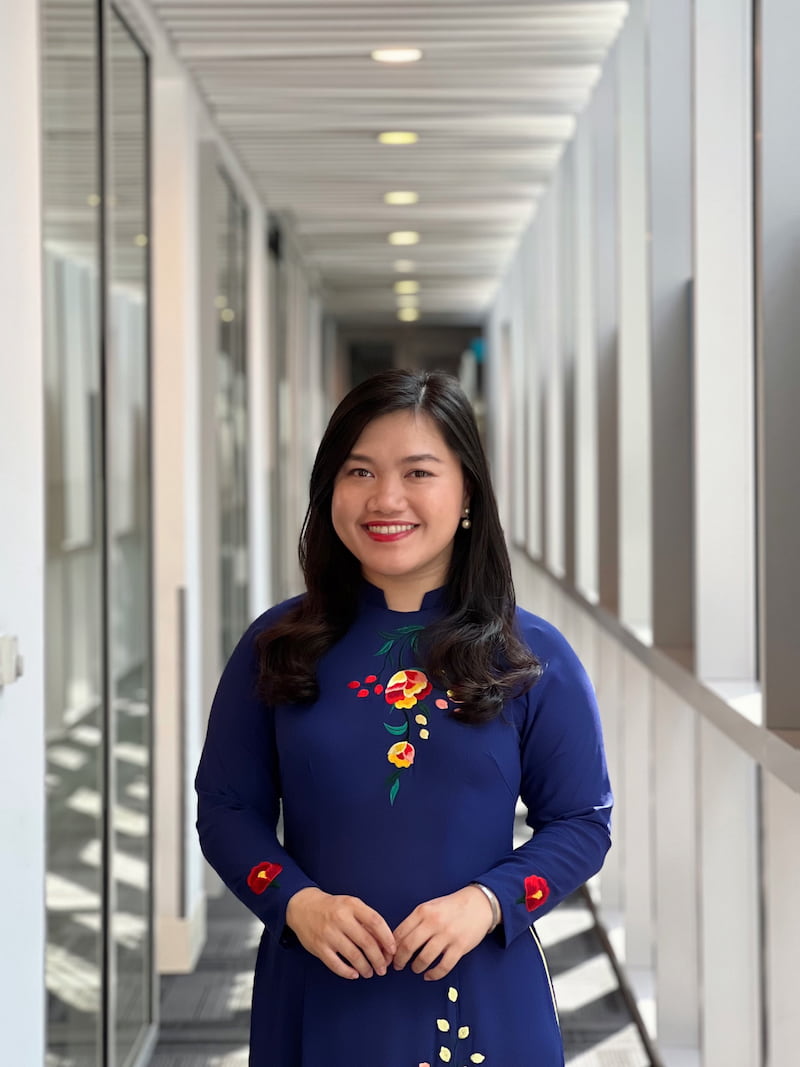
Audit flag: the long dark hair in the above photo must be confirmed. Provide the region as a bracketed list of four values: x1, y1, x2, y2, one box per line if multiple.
[256, 369, 540, 723]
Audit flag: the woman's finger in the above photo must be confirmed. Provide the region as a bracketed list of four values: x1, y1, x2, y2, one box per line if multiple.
[392, 909, 428, 970]
[424, 946, 460, 982]
[319, 946, 361, 980]
[340, 920, 391, 976]
[358, 904, 397, 961]
[410, 933, 446, 975]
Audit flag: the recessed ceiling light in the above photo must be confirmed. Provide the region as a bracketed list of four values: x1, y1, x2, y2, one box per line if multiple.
[384, 190, 419, 206]
[371, 48, 423, 64]
[398, 307, 420, 322]
[394, 259, 416, 272]
[378, 131, 418, 146]
[394, 280, 420, 295]
[388, 231, 420, 245]
[396, 294, 419, 309]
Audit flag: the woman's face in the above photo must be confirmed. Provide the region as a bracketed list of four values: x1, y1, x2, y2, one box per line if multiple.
[332, 410, 468, 596]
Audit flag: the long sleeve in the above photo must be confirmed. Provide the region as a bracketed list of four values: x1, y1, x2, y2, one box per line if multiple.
[195, 602, 318, 942]
[475, 616, 613, 947]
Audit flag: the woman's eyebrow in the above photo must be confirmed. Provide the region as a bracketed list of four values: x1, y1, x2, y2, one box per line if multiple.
[347, 452, 444, 464]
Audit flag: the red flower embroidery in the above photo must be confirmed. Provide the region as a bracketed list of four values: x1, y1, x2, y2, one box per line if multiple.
[384, 669, 432, 709]
[357, 689, 369, 697]
[347, 680, 360, 689]
[387, 740, 415, 768]
[521, 874, 550, 912]
[365, 674, 377, 683]
[247, 861, 283, 895]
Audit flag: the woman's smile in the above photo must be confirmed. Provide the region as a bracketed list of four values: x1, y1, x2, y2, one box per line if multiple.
[362, 522, 419, 542]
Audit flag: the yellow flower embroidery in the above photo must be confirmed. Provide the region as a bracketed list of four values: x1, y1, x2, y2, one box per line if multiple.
[385, 669, 432, 710]
[436, 1019, 450, 1032]
[387, 740, 415, 768]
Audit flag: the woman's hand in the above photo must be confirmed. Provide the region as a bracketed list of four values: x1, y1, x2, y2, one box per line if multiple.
[392, 885, 496, 981]
[285, 887, 396, 980]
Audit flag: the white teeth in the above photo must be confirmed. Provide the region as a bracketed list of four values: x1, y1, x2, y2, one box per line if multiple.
[366, 524, 416, 534]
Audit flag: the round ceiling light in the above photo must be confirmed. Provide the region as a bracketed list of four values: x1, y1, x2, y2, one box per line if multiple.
[398, 307, 420, 322]
[394, 280, 420, 295]
[393, 259, 416, 272]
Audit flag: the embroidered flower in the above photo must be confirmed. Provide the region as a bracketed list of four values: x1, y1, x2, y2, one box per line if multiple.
[517, 874, 550, 912]
[246, 861, 283, 895]
[387, 740, 415, 768]
[385, 669, 432, 709]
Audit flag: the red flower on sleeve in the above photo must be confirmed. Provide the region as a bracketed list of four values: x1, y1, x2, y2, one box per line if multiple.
[518, 874, 550, 912]
[246, 861, 283, 895]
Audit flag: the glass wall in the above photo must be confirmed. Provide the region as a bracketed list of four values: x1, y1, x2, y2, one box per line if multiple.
[107, 10, 153, 1064]
[42, 1, 105, 1060]
[216, 170, 250, 659]
[42, 3, 153, 1064]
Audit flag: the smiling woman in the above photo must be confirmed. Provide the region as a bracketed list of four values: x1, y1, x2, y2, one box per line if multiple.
[195, 369, 613, 1066]
[331, 409, 468, 609]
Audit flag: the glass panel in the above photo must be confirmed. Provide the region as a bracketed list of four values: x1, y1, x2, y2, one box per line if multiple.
[42, 1, 105, 1063]
[106, 9, 153, 1064]
[216, 171, 250, 659]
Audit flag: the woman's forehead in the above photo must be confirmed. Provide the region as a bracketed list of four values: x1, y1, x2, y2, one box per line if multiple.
[351, 409, 446, 449]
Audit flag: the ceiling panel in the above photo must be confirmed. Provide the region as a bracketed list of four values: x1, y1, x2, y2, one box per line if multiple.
[147, 0, 628, 323]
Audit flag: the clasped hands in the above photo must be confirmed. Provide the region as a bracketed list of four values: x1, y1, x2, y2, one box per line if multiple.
[285, 885, 497, 982]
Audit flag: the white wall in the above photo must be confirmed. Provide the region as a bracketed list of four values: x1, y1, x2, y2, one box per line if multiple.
[0, 2, 45, 1060]
[486, 12, 800, 1063]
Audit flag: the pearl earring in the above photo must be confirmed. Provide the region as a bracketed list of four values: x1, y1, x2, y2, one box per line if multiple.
[461, 507, 471, 530]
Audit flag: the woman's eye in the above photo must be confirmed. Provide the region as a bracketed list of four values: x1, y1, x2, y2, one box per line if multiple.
[409, 469, 433, 478]
[350, 468, 372, 478]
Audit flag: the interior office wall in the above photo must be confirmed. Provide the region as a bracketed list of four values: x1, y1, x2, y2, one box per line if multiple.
[0, 3, 45, 1062]
[125, 0, 325, 968]
[486, 6, 800, 1064]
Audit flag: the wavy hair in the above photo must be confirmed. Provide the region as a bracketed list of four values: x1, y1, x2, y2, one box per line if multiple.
[256, 369, 540, 723]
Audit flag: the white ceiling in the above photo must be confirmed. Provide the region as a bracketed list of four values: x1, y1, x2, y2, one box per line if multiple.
[149, 0, 628, 324]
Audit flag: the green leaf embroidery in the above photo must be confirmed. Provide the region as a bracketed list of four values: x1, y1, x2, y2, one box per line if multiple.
[389, 778, 400, 805]
[385, 769, 401, 785]
[383, 721, 409, 736]
[376, 639, 394, 655]
[395, 624, 424, 634]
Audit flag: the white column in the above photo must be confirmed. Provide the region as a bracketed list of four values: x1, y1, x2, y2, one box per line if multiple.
[762, 771, 800, 1066]
[593, 631, 623, 913]
[247, 201, 274, 616]
[151, 69, 206, 971]
[653, 683, 699, 1055]
[617, 0, 653, 639]
[522, 226, 543, 560]
[620, 650, 655, 1034]
[693, 0, 756, 686]
[698, 720, 761, 1066]
[0, 2, 45, 1060]
[509, 251, 528, 549]
[573, 121, 599, 602]
[541, 184, 565, 578]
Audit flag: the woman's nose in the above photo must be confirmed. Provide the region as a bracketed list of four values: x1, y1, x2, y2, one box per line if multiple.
[367, 477, 406, 512]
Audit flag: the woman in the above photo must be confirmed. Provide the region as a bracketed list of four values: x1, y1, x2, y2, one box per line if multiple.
[196, 369, 612, 1066]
